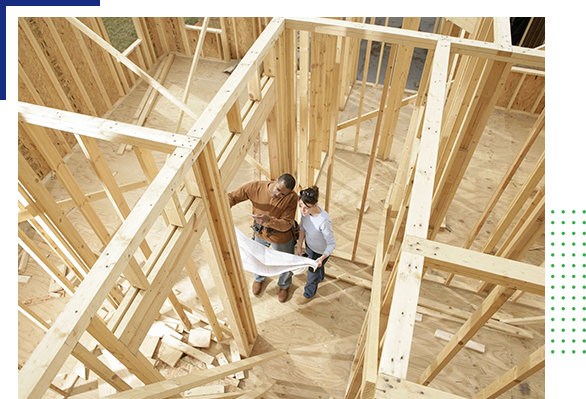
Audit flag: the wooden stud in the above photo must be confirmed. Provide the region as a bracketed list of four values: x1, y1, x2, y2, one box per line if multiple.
[175, 17, 210, 133]
[219, 18, 231, 61]
[353, 17, 377, 152]
[376, 17, 421, 160]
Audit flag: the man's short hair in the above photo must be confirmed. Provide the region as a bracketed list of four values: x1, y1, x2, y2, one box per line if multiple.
[278, 173, 296, 190]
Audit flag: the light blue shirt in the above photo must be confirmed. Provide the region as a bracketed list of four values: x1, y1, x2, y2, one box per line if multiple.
[300, 206, 336, 256]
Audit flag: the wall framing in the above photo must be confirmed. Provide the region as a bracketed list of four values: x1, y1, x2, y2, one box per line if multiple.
[17, 17, 545, 399]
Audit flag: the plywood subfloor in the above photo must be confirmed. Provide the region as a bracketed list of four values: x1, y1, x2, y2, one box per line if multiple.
[19, 54, 544, 399]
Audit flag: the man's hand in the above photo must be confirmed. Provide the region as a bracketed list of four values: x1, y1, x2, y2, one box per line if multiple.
[295, 245, 303, 256]
[252, 213, 270, 225]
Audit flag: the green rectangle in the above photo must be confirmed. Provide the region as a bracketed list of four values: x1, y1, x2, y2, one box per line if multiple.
[549, 210, 586, 399]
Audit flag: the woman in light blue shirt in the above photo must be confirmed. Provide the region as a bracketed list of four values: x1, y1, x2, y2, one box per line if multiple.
[295, 186, 336, 304]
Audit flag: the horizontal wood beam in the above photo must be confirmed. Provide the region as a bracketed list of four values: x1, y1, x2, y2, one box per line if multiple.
[284, 17, 545, 68]
[402, 235, 544, 296]
[18, 102, 199, 154]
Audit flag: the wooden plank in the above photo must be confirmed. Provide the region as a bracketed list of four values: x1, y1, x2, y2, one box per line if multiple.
[161, 335, 215, 365]
[376, 374, 467, 399]
[402, 235, 545, 295]
[434, 329, 485, 353]
[103, 350, 285, 399]
[499, 315, 544, 325]
[377, 38, 451, 380]
[493, 17, 512, 52]
[472, 345, 545, 399]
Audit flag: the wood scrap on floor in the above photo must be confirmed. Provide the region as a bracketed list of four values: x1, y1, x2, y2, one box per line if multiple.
[189, 327, 212, 348]
[434, 329, 485, 353]
[325, 259, 372, 290]
[161, 334, 215, 365]
[139, 334, 160, 359]
[418, 297, 534, 339]
[229, 341, 245, 379]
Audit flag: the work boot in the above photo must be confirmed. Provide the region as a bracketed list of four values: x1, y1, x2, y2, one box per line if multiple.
[278, 288, 289, 302]
[252, 281, 263, 295]
[296, 295, 313, 305]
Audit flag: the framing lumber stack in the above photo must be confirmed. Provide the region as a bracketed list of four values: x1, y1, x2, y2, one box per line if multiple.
[17, 17, 545, 399]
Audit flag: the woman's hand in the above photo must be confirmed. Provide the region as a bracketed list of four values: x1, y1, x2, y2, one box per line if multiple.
[316, 255, 327, 268]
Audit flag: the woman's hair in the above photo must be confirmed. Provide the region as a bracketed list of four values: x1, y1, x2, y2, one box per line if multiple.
[299, 186, 319, 205]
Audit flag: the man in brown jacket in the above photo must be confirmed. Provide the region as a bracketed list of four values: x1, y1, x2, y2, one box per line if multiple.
[228, 173, 298, 302]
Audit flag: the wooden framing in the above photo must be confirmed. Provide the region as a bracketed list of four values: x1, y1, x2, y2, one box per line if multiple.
[17, 17, 545, 399]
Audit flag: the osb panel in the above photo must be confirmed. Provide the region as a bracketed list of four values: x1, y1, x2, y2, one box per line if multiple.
[77, 17, 122, 109]
[24, 18, 91, 116]
[17, 122, 51, 181]
[496, 71, 522, 108]
[513, 75, 545, 113]
[225, 17, 257, 59]
[51, 17, 110, 116]
[18, 21, 67, 112]
[144, 17, 166, 60]
[186, 29, 221, 60]
[162, 17, 187, 53]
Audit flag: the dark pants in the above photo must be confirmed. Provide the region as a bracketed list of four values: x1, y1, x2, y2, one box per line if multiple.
[303, 245, 329, 298]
